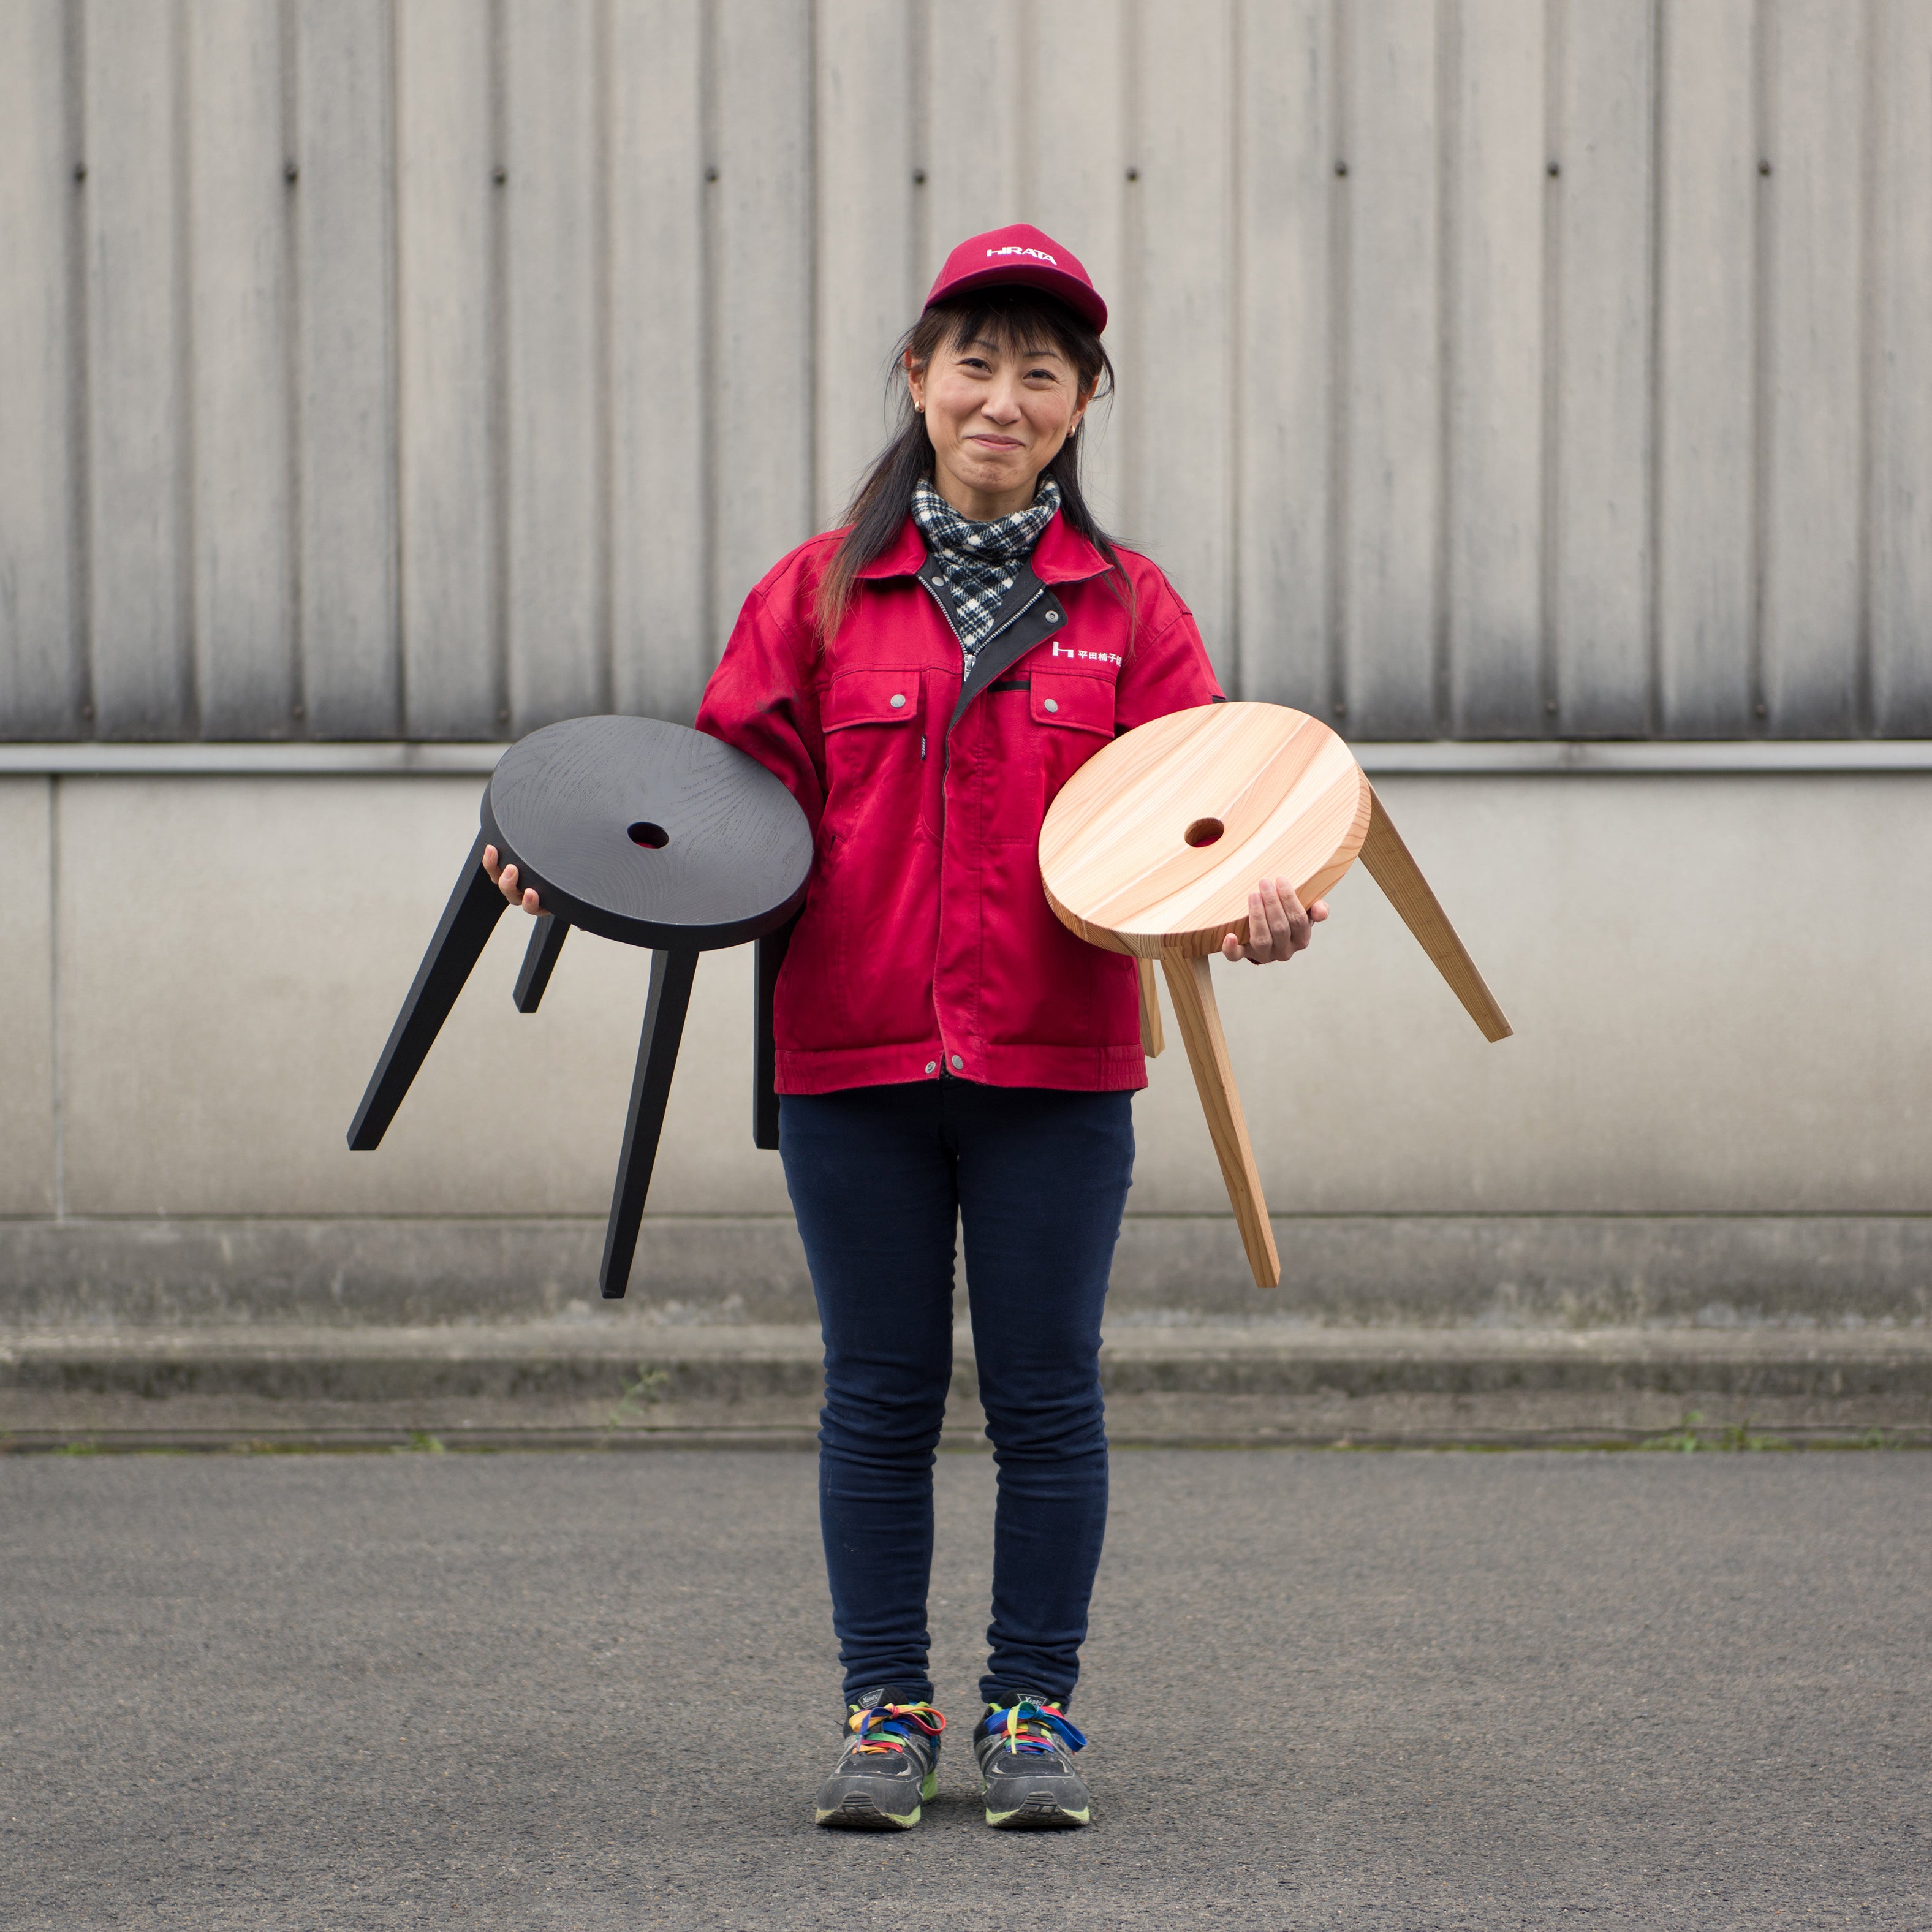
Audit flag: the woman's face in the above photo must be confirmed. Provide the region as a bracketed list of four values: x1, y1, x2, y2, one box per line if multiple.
[907, 329, 1089, 521]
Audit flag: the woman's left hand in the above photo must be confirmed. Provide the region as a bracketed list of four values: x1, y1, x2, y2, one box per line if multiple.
[1222, 877, 1328, 965]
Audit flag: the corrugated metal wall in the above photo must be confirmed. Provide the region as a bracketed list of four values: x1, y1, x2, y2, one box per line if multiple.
[2, 0, 1929, 744]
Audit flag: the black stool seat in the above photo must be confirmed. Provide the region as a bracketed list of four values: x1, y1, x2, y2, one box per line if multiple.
[483, 716, 811, 949]
[348, 716, 813, 1299]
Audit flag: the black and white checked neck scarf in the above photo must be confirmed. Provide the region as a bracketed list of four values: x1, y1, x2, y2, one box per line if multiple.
[911, 475, 1061, 668]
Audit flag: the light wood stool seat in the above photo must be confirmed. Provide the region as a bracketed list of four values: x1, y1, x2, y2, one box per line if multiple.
[1039, 702, 1511, 1289]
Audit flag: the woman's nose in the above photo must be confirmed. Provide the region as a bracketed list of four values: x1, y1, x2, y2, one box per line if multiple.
[981, 381, 1024, 424]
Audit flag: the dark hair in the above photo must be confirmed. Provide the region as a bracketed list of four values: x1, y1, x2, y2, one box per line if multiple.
[813, 287, 1129, 642]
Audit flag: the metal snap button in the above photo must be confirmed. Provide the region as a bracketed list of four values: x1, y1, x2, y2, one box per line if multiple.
[950, 1055, 964, 1070]
[1044, 697, 1059, 714]
[925, 1061, 937, 1074]
[890, 693, 907, 708]
[1046, 610, 1059, 621]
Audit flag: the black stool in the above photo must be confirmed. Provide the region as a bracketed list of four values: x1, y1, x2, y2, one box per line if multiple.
[347, 716, 813, 1298]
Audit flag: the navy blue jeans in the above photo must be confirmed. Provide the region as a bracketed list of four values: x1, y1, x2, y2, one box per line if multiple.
[779, 1079, 1134, 1710]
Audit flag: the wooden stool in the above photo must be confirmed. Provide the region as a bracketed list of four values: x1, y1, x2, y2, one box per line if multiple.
[1039, 702, 1511, 1290]
[347, 716, 812, 1298]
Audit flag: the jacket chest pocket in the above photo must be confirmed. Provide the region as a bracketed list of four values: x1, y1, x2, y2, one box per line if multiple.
[821, 668, 925, 841]
[984, 669, 1116, 843]
[1029, 670, 1113, 737]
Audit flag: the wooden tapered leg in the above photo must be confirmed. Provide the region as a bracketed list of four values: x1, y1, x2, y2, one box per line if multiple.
[600, 947, 700, 1300]
[1159, 953, 1281, 1290]
[513, 913, 570, 1012]
[1359, 787, 1514, 1043]
[348, 829, 507, 1150]
[1137, 957, 1165, 1058]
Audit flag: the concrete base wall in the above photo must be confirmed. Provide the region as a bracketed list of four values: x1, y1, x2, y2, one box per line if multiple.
[4, 767, 1928, 1325]
[1, 1213, 1927, 1332]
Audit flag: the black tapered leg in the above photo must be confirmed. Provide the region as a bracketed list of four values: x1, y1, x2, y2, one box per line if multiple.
[349, 828, 507, 1150]
[600, 946, 700, 1299]
[513, 913, 570, 1012]
[752, 912, 799, 1151]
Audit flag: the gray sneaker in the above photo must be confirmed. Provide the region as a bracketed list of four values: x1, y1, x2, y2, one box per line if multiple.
[972, 1697, 1091, 1828]
[813, 1689, 947, 1830]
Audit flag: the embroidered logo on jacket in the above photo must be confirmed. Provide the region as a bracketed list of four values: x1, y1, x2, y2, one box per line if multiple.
[1050, 639, 1123, 668]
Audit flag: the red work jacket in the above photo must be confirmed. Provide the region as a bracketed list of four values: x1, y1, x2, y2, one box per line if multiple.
[694, 509, 1223, 1094]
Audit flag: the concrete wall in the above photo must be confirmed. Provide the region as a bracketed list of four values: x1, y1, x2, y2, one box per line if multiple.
[4, 762, 1927, 1327]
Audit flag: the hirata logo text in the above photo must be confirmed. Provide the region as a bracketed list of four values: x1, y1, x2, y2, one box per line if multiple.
[1051, 640, 1122, 667]
[986, 245, 1058, 265]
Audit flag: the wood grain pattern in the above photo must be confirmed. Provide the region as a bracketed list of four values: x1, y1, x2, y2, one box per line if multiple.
[1137, 957, 1164, 1058]
[1358, 787, 1513, 1042]
[1043, 700, 1511, 1289]
[1040, 703, 1371, 957]
[1160, 952, 1279, 1290]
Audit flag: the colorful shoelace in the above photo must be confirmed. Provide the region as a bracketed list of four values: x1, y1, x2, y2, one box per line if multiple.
[847, 1701, 947, 1757]
[991, 1699, 1087, 1757]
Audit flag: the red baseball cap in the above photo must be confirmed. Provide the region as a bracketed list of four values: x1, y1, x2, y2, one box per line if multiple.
[923, 223, 1107, 335]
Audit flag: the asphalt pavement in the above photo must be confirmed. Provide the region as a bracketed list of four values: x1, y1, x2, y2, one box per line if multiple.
[2, 1448, 1927, 1930]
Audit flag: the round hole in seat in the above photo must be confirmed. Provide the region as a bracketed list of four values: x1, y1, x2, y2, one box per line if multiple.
[627, 821, 670, 849]
[1183, 817, 1225, 849]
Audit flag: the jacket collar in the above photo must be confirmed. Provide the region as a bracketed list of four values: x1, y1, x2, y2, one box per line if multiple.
[854, 506, 1112, 586]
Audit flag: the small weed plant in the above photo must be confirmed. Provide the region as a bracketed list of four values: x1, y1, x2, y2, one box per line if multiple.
[1638, 1410, 1790, 1453]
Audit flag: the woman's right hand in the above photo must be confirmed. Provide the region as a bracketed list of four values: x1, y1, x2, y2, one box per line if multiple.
[483, 844, 543, 916]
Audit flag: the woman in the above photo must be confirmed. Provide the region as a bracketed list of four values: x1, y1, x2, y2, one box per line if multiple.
[487, 224, 1325, 1830]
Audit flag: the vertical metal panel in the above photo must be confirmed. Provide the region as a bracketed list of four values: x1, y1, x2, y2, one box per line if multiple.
[814, 0, 914, 529]
[919, 0, 1026, 289]
[1445, 0, 1545, 738]
[503, 0, 600, 732]
[0, 1, 80, 739]
[609, 0, 707, 723]
[1552, 0, 1653, 737]
[85, 0, 192, 738]
[1031, 0, 1129, 535]
[295, 0, 400, 738]
[188, 0, 293, 739]
[1760, 0, 1865, 736]
[6, 2, 1932, 747]
[711, 0, 814, 626]
[1135, 0, 1234, 679]
[395, 0, 494, 738]
[1871, 0, 1932, 735]
[1339, 0, 1441, 738]
[1234, 0, 1332, 711]
[1654, 0, 1756, 737]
